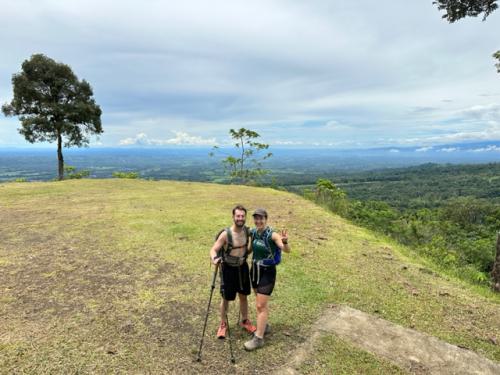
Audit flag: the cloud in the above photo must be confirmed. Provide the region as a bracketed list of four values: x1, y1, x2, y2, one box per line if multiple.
[439, 147, 459, 152]
[416, 146, 433, 152]
[119, 131, 216, 146]
[273, 140, 304, 145]
[1, 1, 500, 148]
[469, 145, 500, 152]
[388, 149, 400, 153]
[456, 103, 500, 122]
[323, 120, 352, 131]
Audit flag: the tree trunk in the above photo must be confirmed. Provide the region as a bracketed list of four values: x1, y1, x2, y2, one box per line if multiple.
[57, 133, 64, 181]
[492, 231, 500, 292]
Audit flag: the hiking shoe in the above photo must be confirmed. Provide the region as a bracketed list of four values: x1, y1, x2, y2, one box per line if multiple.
[217, 321, 227, 339]
[244, 335, 265, 351]
[239, 319, 257, 334]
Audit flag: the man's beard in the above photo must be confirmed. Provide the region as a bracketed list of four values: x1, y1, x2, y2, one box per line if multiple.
[234, 220, 245, 228]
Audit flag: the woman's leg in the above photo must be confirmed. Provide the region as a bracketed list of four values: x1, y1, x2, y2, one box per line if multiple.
[255, 293, 269, 338]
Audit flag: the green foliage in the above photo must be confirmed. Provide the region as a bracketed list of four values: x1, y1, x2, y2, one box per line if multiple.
[112, 171, 139, 179]
[64, 165, 90, 179]
[210, 128, 272, 184]
[314, 178, 349, 215]
[433, 0, 498, 22]
[12, 177, 27, 182]
[1, 54, 102, 180]
[306, 178, 498, 286]
[494, 50, 500, 72]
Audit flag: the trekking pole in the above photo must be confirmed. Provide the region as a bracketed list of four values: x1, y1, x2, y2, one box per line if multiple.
[225, 309, 236, 364]
[196, 263, 219, 362]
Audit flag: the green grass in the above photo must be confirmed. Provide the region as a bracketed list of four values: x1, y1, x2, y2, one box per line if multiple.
[0, 179, 499, 374]
[300, 335, 407, 374]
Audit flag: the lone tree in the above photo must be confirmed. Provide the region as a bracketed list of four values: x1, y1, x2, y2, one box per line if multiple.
[2, 54, 103, 180]
[210, 128, 272, 184]
[433, 0, 499, 71]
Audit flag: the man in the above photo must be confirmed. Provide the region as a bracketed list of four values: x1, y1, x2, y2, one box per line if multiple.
[209, 204, 256, 338]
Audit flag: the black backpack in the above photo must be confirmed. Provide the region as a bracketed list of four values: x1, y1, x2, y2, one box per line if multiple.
[215, 226, 251, 267]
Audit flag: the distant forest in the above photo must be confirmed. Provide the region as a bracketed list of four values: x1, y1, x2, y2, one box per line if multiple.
[290, 163, 500, 287]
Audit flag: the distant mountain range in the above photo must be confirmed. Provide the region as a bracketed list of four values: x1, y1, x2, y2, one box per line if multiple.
[1, 140, 499, 181]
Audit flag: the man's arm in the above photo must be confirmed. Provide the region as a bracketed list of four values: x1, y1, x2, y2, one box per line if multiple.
[272, 230, 291, 253]
[209, 231, 227, 264]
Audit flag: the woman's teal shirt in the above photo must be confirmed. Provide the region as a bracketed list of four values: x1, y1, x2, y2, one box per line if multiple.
[251, 227, 279, 261]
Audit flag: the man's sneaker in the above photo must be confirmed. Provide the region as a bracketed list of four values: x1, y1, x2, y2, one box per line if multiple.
[244, 335, 265, 351]
[217, 321, 227, 339]
[239, 319, 257, 334]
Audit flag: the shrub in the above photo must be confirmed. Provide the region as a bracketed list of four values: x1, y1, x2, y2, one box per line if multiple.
[64, 165, 90, 179]
[112, 171, 139, 179]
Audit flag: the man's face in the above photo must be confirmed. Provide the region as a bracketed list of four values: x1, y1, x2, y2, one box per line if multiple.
[233, 209, 246, 228]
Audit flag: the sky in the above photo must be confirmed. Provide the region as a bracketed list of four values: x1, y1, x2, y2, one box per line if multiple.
[1, 0, 500, 149]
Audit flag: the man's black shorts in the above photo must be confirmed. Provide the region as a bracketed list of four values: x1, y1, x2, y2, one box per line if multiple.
[220, 262, 251, 301]
[251, 264, 276, 296]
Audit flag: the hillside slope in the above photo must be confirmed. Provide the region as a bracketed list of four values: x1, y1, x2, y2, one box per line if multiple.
[0, 179, 499, 374]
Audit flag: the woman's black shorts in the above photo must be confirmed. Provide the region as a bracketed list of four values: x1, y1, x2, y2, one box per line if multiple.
[251, 264, 276, 296]
[220, 262, 251, 301]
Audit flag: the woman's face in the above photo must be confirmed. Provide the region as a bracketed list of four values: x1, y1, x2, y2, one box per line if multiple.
[253, 214, 267, 230]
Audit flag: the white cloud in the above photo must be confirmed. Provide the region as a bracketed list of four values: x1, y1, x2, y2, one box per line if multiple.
[389, 149, 400, 153]
[439, 147, 459, 152]
[119, 131, 216, 146]
[2, 1, 500, 148]
[456, 103, 500, 121]
[324, 120, 352, 131]
[273, 140, 304, 145]
[469, 145, 500, 152]
[416, 146, 433, 152]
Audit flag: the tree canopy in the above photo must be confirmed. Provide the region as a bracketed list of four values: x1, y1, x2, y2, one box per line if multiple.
[433, 0, 498, 22]
[2, 53, 102, 180]
[210, 128, 272, 184]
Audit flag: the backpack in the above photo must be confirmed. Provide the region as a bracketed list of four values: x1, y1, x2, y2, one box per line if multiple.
[215, 226, 251, 267]
[252, 227, 281, 266]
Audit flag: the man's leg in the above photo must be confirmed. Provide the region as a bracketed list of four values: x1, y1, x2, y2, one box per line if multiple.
[220, 298, 229, 322]
[238, 293, 248, 321]
[217, 298, 229, 339]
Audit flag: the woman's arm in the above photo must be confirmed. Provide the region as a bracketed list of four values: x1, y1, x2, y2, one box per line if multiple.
[247, 231, 253, 254]
[272, 229, 291, 253]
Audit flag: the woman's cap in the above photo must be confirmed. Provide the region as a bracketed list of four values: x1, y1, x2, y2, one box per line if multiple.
[252, 208, 268, 218]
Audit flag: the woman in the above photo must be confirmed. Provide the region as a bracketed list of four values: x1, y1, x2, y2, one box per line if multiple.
[244, 208, 290, 351]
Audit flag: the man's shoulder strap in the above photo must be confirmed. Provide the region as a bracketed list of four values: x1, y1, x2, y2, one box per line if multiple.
[225, 227, 233, 249]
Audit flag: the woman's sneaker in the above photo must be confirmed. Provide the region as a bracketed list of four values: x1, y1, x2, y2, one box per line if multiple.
[239, 319, 257, 334]
[217, 321, 227, 339]
[244, 335, 264, 351]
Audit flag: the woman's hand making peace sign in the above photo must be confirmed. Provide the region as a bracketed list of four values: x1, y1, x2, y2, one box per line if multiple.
[280, 229, 288, 243]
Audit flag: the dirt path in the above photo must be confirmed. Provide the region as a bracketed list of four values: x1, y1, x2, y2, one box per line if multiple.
[276, 304, 500, 375]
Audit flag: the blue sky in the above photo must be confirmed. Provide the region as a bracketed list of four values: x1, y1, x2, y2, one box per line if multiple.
[1, 0, 500, 149]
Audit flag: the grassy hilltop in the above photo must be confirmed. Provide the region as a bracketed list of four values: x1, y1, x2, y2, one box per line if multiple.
[0, 179, 499, 374]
